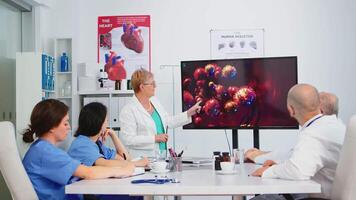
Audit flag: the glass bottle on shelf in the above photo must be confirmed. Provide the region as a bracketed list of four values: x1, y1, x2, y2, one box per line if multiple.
[60, 86, 65, 97]
[64, 80, 72, 97]
[60, 52, 69, 72]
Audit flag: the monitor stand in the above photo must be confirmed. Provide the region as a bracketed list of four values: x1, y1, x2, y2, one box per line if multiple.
[232, 129, 260, 149]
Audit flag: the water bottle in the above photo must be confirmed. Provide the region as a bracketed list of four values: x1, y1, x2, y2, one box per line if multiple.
[64, 80, 72, 96]
[60, 53, 68, 72]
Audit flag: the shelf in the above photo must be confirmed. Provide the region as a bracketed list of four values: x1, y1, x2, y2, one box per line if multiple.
[57, 71, 72, 74]
[78, 90, 134, 95]
[55, 38, 73, 132]
[43, 89, 55, 93]
[57, 96, 72, 99]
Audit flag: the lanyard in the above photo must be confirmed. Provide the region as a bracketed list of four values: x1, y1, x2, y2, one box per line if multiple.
[305, 115, 323, 128]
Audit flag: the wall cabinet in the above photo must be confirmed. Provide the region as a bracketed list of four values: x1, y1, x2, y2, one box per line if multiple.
[78, 90, 134, 129]
[16, 52, 55, 157]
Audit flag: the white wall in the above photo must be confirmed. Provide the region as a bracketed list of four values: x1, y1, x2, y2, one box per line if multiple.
[42, 0, 356, 157]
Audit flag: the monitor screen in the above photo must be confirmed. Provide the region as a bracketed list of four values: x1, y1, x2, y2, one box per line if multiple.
[181, 56, 298, 129]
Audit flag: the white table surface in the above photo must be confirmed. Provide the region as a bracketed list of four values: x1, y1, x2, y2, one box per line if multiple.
[65, 164, 321, 196]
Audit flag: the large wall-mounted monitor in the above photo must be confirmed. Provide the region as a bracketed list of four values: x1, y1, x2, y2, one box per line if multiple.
[181, 56, 298, 129]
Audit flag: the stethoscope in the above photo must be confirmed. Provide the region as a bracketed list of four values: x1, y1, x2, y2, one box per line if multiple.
[131, 176, 180, 184]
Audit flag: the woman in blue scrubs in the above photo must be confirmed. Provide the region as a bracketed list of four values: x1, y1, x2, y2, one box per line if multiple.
[68, 102, 147, 200]
[68, 102, 149, 167]
[22, 99, 135, 200]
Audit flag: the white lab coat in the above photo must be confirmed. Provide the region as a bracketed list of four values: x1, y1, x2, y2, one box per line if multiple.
[262, 114, 346, 198]
[119, 95, 191, 158]
[254, 148, 293, 165]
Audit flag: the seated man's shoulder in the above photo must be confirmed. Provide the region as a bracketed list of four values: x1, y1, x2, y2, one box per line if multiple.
[304, 116, 345, 143]
[322, 115, 346, 130]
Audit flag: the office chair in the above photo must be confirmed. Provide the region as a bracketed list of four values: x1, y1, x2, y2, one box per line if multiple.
[0, 121, 38, 200]
[330, 115, 356, 200]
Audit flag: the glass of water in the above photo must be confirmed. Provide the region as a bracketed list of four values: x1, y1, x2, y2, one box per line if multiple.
[155, 149, 167, 161]
[233, 149, 245, 164]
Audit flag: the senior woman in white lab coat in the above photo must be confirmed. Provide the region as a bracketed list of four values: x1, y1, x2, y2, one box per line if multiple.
[119, 68, 201, 158]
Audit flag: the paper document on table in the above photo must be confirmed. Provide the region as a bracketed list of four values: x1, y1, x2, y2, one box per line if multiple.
[133, 167, 145, 176]
[120, 167, 145, 178]
[182, 157, 212, 164]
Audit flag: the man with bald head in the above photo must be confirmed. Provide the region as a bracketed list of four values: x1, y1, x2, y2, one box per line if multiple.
[251, 84, 345, 199]
[245, 91, 341, 164]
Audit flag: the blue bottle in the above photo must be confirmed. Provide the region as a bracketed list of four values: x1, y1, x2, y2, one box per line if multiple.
[60, 52, 68, 72]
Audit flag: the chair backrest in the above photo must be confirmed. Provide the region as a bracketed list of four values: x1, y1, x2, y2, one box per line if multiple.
[331, 115, 356, 200]
[0, 121, 38, 200]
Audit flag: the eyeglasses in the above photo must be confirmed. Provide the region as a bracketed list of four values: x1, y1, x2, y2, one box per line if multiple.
[143, 81, 156, 86]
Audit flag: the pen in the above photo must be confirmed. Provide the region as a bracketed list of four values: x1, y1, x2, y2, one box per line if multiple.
[168, 148, 176, 158]
[123, 153, 127, 160]
[177, 150, 184, 157]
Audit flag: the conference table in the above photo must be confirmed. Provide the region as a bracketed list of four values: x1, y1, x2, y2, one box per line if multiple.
[65, 163, 321, 199]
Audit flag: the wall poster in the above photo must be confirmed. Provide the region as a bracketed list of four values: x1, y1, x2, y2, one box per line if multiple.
[98, 15, 151, 79]
[210, 29, 264, 59]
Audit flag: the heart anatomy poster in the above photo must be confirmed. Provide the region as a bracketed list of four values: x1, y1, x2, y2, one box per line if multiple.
[210, 29, 264, 59]
[98, 15, 151, 78]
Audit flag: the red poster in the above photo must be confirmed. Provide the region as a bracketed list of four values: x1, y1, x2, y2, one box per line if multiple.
[98, 15, 151, 79]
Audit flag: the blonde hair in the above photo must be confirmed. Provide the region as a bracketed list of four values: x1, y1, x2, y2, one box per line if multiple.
[131, 68, 153, 93]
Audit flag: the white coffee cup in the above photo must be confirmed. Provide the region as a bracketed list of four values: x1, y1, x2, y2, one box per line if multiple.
[151, 161, 167, 172]
[220, 162, 235, 171]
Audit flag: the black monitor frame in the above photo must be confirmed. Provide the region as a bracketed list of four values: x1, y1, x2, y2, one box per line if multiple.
[180, 56, 299, 130]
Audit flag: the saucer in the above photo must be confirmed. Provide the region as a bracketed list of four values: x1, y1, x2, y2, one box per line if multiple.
[217, 170, 236, 175]
[151, 169, 170, 174]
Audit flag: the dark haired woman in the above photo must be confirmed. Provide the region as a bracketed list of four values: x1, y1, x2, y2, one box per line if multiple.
[22, 99, 134, 200]
[68, 102, 147, 200]
[68, 102, 149, 168]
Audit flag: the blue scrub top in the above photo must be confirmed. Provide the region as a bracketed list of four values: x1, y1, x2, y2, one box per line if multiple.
[68, 135, 141, 200]
[68, 135, 116, 166]
[23, 139, 81, 200]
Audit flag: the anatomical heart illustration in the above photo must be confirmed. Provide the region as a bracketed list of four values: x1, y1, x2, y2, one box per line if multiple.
[121, 23, 144, 53]
[104, 51, 127, 81]
[98, 15, 151, 78]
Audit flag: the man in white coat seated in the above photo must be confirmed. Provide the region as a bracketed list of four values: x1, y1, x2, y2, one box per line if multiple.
[251, 84, 346, 200]
[319, 91, 339, 117]
[245, 91, 342, 165]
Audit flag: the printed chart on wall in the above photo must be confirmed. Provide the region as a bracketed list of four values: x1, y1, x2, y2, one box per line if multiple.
[98, 15, 151, 78]
[210, 29, 264, 59]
